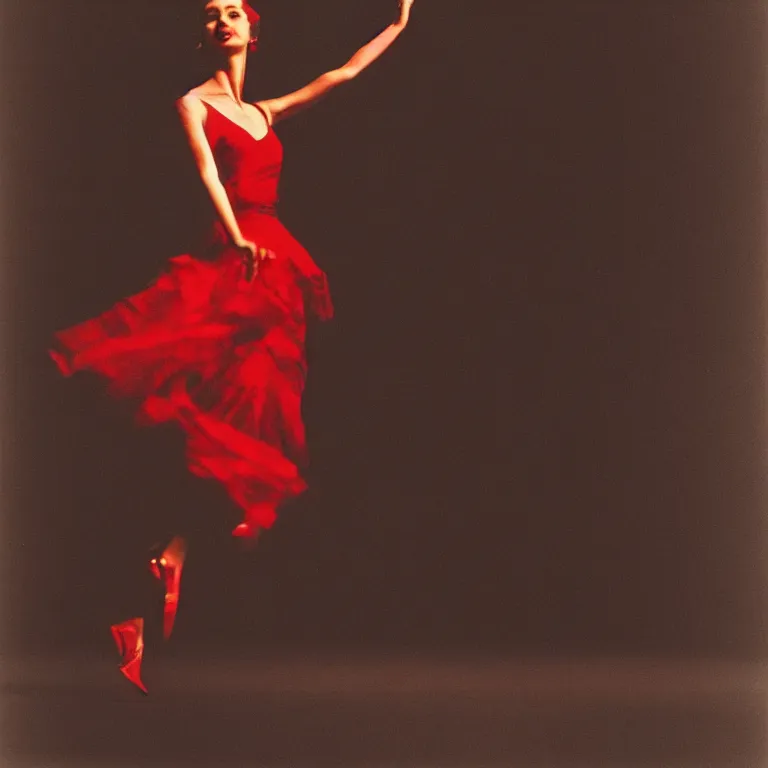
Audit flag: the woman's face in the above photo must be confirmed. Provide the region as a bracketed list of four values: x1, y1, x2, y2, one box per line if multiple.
[201, 0, 253, 52]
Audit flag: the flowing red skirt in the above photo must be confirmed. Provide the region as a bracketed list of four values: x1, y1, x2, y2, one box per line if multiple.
[50, 213, 333, 537]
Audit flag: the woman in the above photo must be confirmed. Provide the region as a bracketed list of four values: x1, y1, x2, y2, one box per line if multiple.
[50, 0, 414, 695]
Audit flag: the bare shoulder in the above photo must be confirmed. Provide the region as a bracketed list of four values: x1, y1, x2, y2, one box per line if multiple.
[176, 88, 207, 119]
[250, 100, 274, 127]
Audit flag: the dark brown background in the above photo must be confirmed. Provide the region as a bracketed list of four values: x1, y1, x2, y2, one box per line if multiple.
[2, 0, 767, 661]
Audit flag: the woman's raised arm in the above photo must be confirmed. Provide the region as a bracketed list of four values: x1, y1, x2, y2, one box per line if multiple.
[257, 0, 414, 125]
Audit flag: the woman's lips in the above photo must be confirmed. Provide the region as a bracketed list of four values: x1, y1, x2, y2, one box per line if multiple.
[216, 29, 233, 41]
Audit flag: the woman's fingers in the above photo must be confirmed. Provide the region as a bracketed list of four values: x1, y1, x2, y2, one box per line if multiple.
[257, 248, 277, 261]
[240, 245, 277, 281]
[257, 247, 277, 261]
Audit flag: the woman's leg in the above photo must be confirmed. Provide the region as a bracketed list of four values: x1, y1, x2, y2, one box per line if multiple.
[105, 429, 191, 694]
[107, 547, 157, 695]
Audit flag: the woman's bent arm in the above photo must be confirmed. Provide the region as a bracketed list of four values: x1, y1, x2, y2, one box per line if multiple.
[176, 95, 247, 248]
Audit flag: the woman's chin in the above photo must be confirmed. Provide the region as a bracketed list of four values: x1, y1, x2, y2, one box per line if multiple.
[218, 40, 245, 52]
[206, 40, 246, 55]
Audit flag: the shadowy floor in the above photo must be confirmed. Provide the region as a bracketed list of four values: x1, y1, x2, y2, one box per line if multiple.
[2, 655, 766, 767]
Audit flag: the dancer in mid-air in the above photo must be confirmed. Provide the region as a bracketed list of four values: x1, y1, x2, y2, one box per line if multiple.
[50, 0, 414, 694]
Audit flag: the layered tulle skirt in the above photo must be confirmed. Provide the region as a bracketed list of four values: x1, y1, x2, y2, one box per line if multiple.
[50, 212, 332, 537]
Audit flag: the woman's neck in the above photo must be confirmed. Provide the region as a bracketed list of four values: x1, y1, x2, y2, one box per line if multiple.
[210, 55, 248, 106]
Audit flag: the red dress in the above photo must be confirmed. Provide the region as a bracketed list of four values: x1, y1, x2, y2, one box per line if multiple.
[50, 101, 333, 538]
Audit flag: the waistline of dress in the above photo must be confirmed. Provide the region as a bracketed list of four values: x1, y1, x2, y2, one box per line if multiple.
[235, 202, 278, 217]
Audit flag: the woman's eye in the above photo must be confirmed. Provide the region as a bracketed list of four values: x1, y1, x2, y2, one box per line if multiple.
[228, 11, 241, 19]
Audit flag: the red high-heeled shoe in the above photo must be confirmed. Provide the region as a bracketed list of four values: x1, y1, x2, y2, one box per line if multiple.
[110, 617, 148, 695]
[148, 535, 188, 640]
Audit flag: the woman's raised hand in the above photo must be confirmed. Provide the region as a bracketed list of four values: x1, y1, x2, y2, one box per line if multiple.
[236, 240, 276, 281]
[398, 0, 414, 25]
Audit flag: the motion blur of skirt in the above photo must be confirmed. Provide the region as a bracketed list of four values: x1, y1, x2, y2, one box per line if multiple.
[50, 210, 333, 539]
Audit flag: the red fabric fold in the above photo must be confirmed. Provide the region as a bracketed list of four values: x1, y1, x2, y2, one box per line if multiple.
[51, 245, 330, 536]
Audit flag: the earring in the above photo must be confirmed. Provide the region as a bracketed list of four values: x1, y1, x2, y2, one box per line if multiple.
[248, 37, 259, 52]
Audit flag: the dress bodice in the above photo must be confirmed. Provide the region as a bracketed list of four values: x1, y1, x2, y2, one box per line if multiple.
[202, 101, 283, 215]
